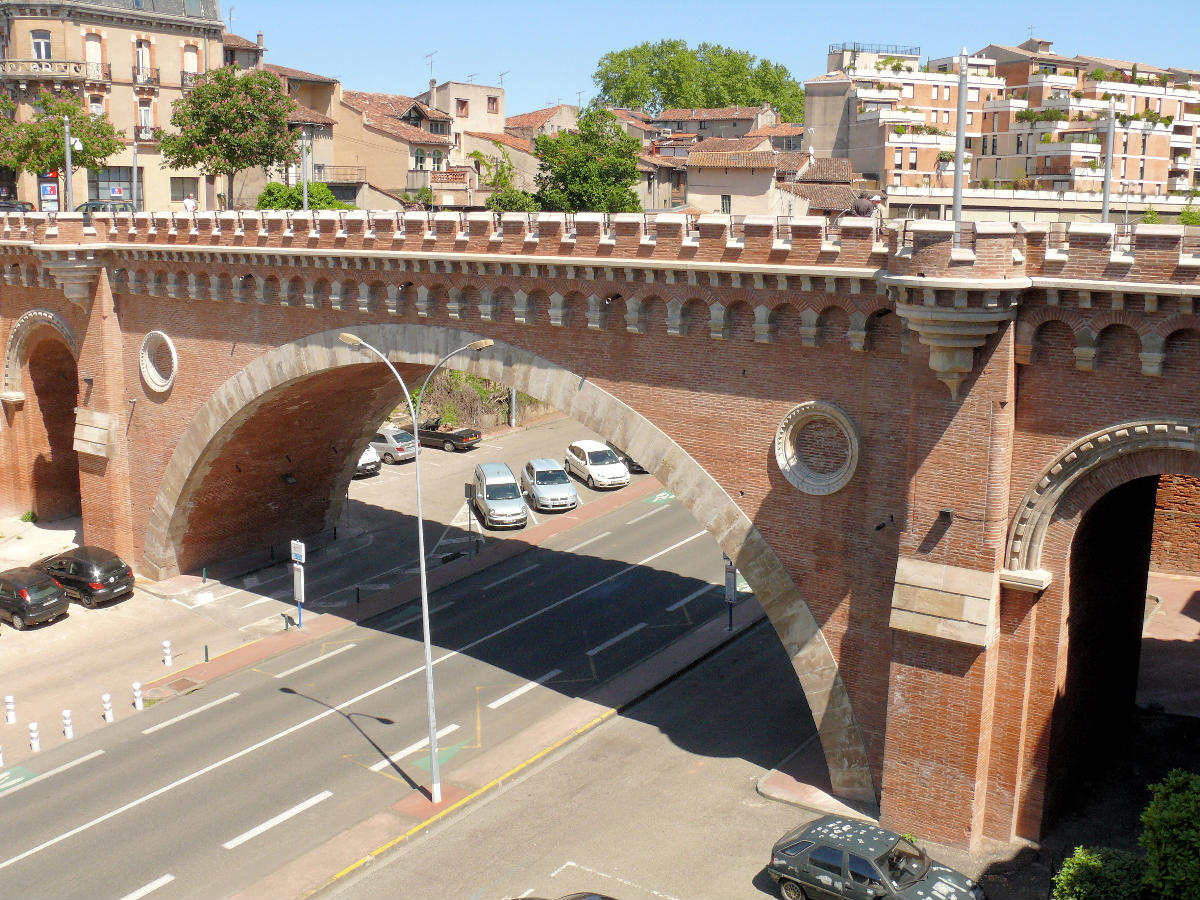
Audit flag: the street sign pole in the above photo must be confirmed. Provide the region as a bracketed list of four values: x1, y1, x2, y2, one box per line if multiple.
[291, 540, 306, 628]
[723, 553, 736, 632]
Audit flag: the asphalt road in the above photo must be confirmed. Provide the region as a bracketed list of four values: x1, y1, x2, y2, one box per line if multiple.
[323, 619, 819, 900]
[0, 482, 734, 899]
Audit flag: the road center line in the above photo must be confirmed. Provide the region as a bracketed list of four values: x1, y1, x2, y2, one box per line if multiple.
[222, 791, 332, 850]
[273, 644, 357, 679]
[118, 873, 174, 900]
[384, 601, 454, 633]
[626, 505, 668, 525]
[481, 564, 539, 592]
[563, 531, 611, 553]
[586, 623, 647, 656]
[666, 584, 719, 611]
[369, 724, 462, 772]
[487, 669, 562, 710]
[0, 750, 104, 800]
[141, 693, 240, 735]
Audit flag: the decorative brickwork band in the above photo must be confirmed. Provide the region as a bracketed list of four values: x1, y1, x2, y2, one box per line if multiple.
[2, 307, 80, 402]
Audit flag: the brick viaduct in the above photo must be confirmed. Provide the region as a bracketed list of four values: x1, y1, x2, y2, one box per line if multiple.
[1, 208, 1197, 849]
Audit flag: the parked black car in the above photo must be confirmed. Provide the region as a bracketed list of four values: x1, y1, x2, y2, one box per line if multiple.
[768, 815, 983, 900]
[0, 200, 34, 212]
[0, 566, 70, 630]
[37, 546, 134, 609]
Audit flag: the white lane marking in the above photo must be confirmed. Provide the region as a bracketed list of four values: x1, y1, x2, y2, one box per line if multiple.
[0, 532, 709, 873]
[369, 724, 462, 772]
[487, 669, 562, 710]
[666, 584, 719, 612]
[221, 791, 332, 850]
[525, 504, 540, 527]
[563, 531, 611, 553]
[550, 860, 679, 900]
[141, 693, 240, 735]
[190, 591, 216, 608]
[118, 873, 175, 900]
[482, 564, 539, 592]
[383, 601, 454, 633]
[431, 503, 470, 555]
[238, 596, 274, 610]
[626, 504, 668, 526]
[0, 750, 104, 800]
[243, 574, 261, 589]
[586, 623, 647, 657]
[273, 644, 356, 679]
[243, 612, 288, 632]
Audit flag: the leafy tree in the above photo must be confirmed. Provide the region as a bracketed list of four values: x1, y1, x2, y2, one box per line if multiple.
[592, 40, 804, 122]
[469, 142, 540, 212]
[2, 90, 124, 187]
[158, 66, 298, 204]
[1050, 847, 1147, 900]
[255, 181, 353, 210]
[534, 109, 640, 213]
[1140, 769, 1200, 900]
[399, 186, 434, 208]
[1140, 206, 1160, 224]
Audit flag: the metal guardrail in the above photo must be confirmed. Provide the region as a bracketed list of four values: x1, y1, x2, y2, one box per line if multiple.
[312, 165, 365, 184]
[0, 59, 110, 81]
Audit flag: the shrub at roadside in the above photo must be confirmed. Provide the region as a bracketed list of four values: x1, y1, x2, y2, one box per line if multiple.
[1051, 846, 1147, 900]
[1140, 769, 1200, 900]
[255, 181, 353, 210]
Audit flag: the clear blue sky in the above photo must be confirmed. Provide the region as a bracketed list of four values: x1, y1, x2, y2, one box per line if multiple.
[225, 0, 1197, 117]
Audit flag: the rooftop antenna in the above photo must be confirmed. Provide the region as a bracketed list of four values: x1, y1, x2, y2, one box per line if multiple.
[1026, 24, 1035, 39]
[466, 72, 478, 83]
[499, 70, 510, 88]
[424, 50, 437, 79]
[576, 89, 584, 107]
[227, 6, 233, 29]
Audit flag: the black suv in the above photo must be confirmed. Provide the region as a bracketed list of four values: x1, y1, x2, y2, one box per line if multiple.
[0, 566, 70, 630]
[38, 546, 134, 609]
[768, 816, 983, 900]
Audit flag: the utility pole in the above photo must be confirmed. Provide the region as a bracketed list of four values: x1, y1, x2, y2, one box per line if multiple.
[952, 47, 968, 236]
[301, 126, 309, 211]
[63, 117, 74, 211]
[1101, 95, 1116, 222]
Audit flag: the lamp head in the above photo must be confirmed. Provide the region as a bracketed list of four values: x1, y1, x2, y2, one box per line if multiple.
[466, 339, 494, 352]
[338, 332, 362, 346]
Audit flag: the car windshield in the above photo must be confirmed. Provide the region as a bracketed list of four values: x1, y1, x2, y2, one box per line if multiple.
[586, 449, 620, 465]
[97, 557, 128, 577]
[486, 483, 520, 500]
[24, 580, 59, 601]
[535, 469, 569, 485]
[881, 838, 930, 888]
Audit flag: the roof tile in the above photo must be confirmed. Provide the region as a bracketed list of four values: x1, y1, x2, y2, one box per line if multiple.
[655, 104, 768, 121]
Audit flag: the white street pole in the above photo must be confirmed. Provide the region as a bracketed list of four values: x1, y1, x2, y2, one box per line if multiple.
[301, 127, 309, 211]
[63, 117, 74, 211]
[338, 333, 493, 804]
[1101, 96, 1115, 222]
[952, 47, 968, 237]
[132, 135, 140, 212]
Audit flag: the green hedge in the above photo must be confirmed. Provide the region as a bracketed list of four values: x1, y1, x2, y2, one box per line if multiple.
[1051, 847, 1146, 900]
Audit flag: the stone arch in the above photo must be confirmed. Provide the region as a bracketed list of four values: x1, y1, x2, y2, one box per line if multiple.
[1030, 319, 1076, 368]
[3, 308, 80, 396]
[237, 274, 258, 304]
[1162, 326, 1200, 377]
[151, 269, 169, 297]
[1094, 323, 1141, 375]
[284, 276, 305, 307]
[261, 276, 280, 305]
[726, 300, 755, 342]
[143, 324, 875, 806]
[680, 298, 709, 339]
[1004, 419, 1200, 577]
[816, 305, 850, 346]
[865, 309, 905, 357]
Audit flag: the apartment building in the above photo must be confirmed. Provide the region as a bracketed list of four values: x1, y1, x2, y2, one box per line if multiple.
[416, 79, 505, 164]
[651, 103, 777, 138]
[746, 122, 805, 151]
[0, 0, 224, 210]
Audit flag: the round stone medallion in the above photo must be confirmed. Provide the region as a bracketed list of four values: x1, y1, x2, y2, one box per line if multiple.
[139, 330, 178, 393]
[774, 401, 859, 495]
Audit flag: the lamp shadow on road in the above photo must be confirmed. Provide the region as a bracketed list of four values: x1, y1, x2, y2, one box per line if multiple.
[278, 686, 427, 796]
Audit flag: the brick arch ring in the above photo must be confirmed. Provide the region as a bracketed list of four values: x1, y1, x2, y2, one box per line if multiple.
[1004, 419, 1200, 578]
[2, 308, 80, 397]
[142, 323, 876, 805]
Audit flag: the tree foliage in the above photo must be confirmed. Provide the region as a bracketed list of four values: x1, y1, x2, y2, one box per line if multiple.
[1050, 847, 1147, 900]
[470, 142, 540, 211]
[255, 181, 353, 210]
[1140, 769, 1200, 900]
[592, 39, 804, 122]
[0, 90, 124, 178]
[158, 66, 298, 179]
[533, 109, 640, 213]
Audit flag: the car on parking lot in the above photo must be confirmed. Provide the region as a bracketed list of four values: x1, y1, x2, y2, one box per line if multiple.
[355, 444, 382, 476]
[75, 199, 136, 214]
[472, 462, 528, 528]
[36, 546, 134, 609]
[564, 440, 630, 490]
[418, 418, 482, 452]
[768, 815, 984, 900]
[370, 426, 417, 464]
[520, 458, 578, 511]
[0, 566, 70, 629]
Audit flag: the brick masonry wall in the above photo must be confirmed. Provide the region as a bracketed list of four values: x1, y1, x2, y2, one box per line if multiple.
[1150, 474, 1200, 575]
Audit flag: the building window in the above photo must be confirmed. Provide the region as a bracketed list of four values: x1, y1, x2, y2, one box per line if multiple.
[892, 172, 902, 186]
[138, 100, 152, 128]
[31, 30, 51, 59]
[967, 112, 974, 125]
[455, 98, 468, 116]
[894, 148, 902, 168]
[170, 176, 198, 202]
[721, 194, 731, 214]
[413, 148, 426, 169]
[85, 33, 102, 65]
[968, 87, 979, 102]
[135, 39, 152, 77]
[454, 132, 460, 147]
[901, 83, 914, 99]
[1016, 135, 1023, 155]
[699, 120, 709, 129]
[432, 149, 443, 170]
[89, 95, 105, 116]
[942, 110, 950, 123]
[908, 148, 918, 169]
[991, 136, 997, 154]
[183, 45, 199, 74]
[487, 95, 498, 114]
[88, 166, 141, 204]
[428, 120, 449, 135]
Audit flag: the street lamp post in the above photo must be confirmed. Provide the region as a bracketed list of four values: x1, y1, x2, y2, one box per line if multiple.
[338, 332, 493, 804]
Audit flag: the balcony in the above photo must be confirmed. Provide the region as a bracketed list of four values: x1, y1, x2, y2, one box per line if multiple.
[854, 86, 902, 102]
[0, 59, 110, 83]
[133, 125, 158, 142]
[1170, 131, 1194, 148]
[1171, 176, 1193, 191]
[132, 66, 160, 87]
[311, 165, 365, 184]
[180, 70, 202, 91]
[406, 169, 470, 191]
[1170, 155, 1192, 171]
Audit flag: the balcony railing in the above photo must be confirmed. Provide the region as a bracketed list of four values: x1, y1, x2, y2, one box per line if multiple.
[180, 70, 202, 90]
[0, 59, 111, 82]
[132, 66, 160, 86]
[134, 125, 157, 142]
[311, 165, 365, 184]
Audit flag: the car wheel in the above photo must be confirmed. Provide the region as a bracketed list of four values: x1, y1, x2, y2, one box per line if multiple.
[586, 475, 595, 490]
[82, 595, 97, 609]
[779, 880, 807, 900]
[383, 452, 396, 465]
[443, 440, 456, 452]
[11, 613, 26, 631]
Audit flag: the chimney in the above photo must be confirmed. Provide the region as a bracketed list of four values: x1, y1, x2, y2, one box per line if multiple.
[256, 31, 263, 47]
[429, 78, 437, 91]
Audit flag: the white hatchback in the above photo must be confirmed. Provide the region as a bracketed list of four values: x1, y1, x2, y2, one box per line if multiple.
[565, 440, 630, 490]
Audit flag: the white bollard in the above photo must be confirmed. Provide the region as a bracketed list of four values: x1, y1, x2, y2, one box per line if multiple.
[162, 640, 173, 667]
[102, 693, 114, 724]
[132, 682, 144, 711]
[28, 722, 39, 753]
[4, 695, 14, 725]
[62, 710, 73, 740]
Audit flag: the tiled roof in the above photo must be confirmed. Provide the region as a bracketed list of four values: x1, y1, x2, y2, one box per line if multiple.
[465, 131, 534, 155]
[981, 44, 1081, 67]
[1076, 54, 1166, 75]
[778, 181, 858, 211]
[287, 103, 335, 126]
[341, 91, 453, 145]
[691, 136, 771, 153]
[656, 105, 766, 121]
[686, 150, 777, 169]
[505, 104, 574, 129]
[264, 62, 337, 85]
[221, 32, 258, 50]
[796, 156, 853, 182]
[806, 70, 852, 83]
[746, 123, 805, 138]
[609, 107, 657, 131]
[638, 152, 686, 170]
